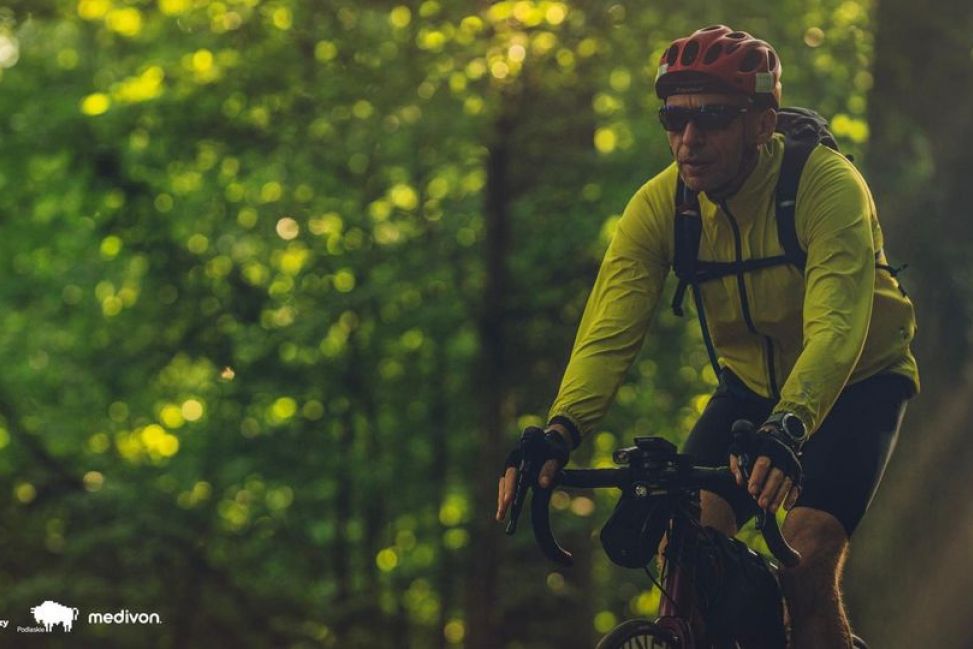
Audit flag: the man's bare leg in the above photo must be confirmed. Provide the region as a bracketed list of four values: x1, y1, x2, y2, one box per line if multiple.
[780, 507, 853, 649]
[700, 490, 738, 535]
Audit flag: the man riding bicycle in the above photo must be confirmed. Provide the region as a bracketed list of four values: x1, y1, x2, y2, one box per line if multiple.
[497, 25, 918, 649]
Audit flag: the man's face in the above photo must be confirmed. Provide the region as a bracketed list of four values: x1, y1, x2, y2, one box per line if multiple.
[663, 93, 763, 193]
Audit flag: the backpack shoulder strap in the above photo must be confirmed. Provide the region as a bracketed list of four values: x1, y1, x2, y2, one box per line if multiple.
[671, 176, 702, 317]
[775, 136, 814, 271]
[671, 177, 721, 375]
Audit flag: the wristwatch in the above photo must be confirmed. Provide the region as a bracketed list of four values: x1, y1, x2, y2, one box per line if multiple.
[763, 411, 808, 447]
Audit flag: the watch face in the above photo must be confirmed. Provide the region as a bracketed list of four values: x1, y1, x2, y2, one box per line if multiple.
[782, 414, 806, 440]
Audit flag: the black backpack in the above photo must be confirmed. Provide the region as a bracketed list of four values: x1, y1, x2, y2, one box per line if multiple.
[669, 107, 902, 381]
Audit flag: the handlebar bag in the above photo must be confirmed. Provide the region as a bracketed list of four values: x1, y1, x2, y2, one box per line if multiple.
[600, 492, 671, 569]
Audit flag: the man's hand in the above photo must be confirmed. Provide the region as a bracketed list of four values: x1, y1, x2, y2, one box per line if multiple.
[730, 452, 800, 512]
[729, 418, 804, 514]
[496, 459, 561, 522]
[496, 425, 571, 522]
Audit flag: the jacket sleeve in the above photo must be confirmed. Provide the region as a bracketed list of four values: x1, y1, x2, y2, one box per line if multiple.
[547, 179, 672, 440]
[775, 148, 876, 434]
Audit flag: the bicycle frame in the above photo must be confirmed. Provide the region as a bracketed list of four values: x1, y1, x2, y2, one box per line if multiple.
[654, 490, 705, 648]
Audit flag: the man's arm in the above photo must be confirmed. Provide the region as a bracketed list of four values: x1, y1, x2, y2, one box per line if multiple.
[498, 177, 673, 522]
[545, 181, 673, 444]
[737, 148, 878, 512]
[774, 148, 877, 434]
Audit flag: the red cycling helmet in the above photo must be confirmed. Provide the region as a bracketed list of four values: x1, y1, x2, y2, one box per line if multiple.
[655, 25, 782, 107]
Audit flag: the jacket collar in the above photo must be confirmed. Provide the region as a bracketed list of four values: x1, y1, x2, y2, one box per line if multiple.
[700, 135, 783, 217]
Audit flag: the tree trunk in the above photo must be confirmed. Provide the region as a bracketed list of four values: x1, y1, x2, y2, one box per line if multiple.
[847, 3, 973, 647]
[464, 100, 516, 649]
[429, 340, 454, 649]
[332, 410, 355, 641]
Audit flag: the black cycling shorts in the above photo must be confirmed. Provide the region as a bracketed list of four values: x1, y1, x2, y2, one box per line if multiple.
[683, 369, 915, 536]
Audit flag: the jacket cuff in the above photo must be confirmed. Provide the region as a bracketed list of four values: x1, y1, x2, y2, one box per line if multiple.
[547, 415, 582, 450]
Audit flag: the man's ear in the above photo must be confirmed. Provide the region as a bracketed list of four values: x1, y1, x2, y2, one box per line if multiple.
[753, 108, 778, 146]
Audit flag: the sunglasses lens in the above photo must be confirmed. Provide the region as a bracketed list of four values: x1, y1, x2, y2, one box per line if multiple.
[658, 107, 691, 132]
[696, 110, 737, 130]
[659, 106, 743, 132]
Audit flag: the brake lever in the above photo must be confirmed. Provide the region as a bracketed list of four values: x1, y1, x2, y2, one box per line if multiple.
[735, 449, 766, 528]
[504, 456, 530, 535]
[732, 422, 800, 568]
[530, 473, 573, 566]
[503, 451, 574, 563]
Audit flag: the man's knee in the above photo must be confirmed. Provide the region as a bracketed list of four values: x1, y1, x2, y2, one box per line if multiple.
[700, 490, 738, 536]
[779, 507, 849, 607]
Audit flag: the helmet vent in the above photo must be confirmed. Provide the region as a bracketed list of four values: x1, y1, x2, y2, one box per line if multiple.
[740, 48, 763, 72]
[768, 51, 778, 70]
[703, 43, 723, 64]
[666, 44, 680, 66]
[702, 25, 723, 31]
[728, 31, 746, 39]
[681, 40, 700, 65]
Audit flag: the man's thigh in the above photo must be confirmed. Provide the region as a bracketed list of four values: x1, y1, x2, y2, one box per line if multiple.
[684, 370, 913, 534]
[795, 373, 913, 536]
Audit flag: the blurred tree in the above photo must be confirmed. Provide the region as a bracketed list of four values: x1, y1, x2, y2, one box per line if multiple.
[848, 1, 973, 647]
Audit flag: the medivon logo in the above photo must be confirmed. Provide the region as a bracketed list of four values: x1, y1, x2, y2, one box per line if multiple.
[89, 609, 162, 625]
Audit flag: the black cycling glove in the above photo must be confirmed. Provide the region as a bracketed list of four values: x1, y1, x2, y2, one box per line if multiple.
[729, 419, 803, 489]
[501, 426, 570, 482]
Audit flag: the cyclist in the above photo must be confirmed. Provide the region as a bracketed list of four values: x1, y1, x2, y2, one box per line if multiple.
[497, 25, 918, 649]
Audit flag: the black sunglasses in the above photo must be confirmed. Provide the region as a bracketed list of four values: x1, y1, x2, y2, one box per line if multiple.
[658, 104, 749, 132]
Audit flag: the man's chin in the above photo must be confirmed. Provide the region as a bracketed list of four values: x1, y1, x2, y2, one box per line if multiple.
[679, 168, 728, 194]
[679, 173, 712, 193]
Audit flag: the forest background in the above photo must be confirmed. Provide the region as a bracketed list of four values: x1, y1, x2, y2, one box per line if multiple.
[0, 0, 970, 647]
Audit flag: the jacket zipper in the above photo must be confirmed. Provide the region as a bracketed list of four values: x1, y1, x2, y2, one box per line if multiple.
[718, 200, 780, 399]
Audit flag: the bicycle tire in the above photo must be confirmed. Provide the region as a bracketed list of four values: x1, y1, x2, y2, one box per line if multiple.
[596, 618, 680, 649]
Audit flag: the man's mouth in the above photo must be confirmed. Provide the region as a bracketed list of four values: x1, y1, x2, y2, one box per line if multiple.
[681, 159, 710, 171]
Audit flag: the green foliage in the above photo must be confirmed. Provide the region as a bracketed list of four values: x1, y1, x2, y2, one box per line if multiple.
[0, 1, 878, 647]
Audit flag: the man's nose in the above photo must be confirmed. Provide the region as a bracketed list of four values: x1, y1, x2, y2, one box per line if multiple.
[680, 119, 705, 146]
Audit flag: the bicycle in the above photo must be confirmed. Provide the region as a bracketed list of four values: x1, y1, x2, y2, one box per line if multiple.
[504, 421, 869, 649]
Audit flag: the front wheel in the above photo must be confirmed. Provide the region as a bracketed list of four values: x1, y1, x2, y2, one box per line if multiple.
[596, 618, 680, 649]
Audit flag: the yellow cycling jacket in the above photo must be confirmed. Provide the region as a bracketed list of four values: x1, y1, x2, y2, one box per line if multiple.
[549, 133, 919, 439]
